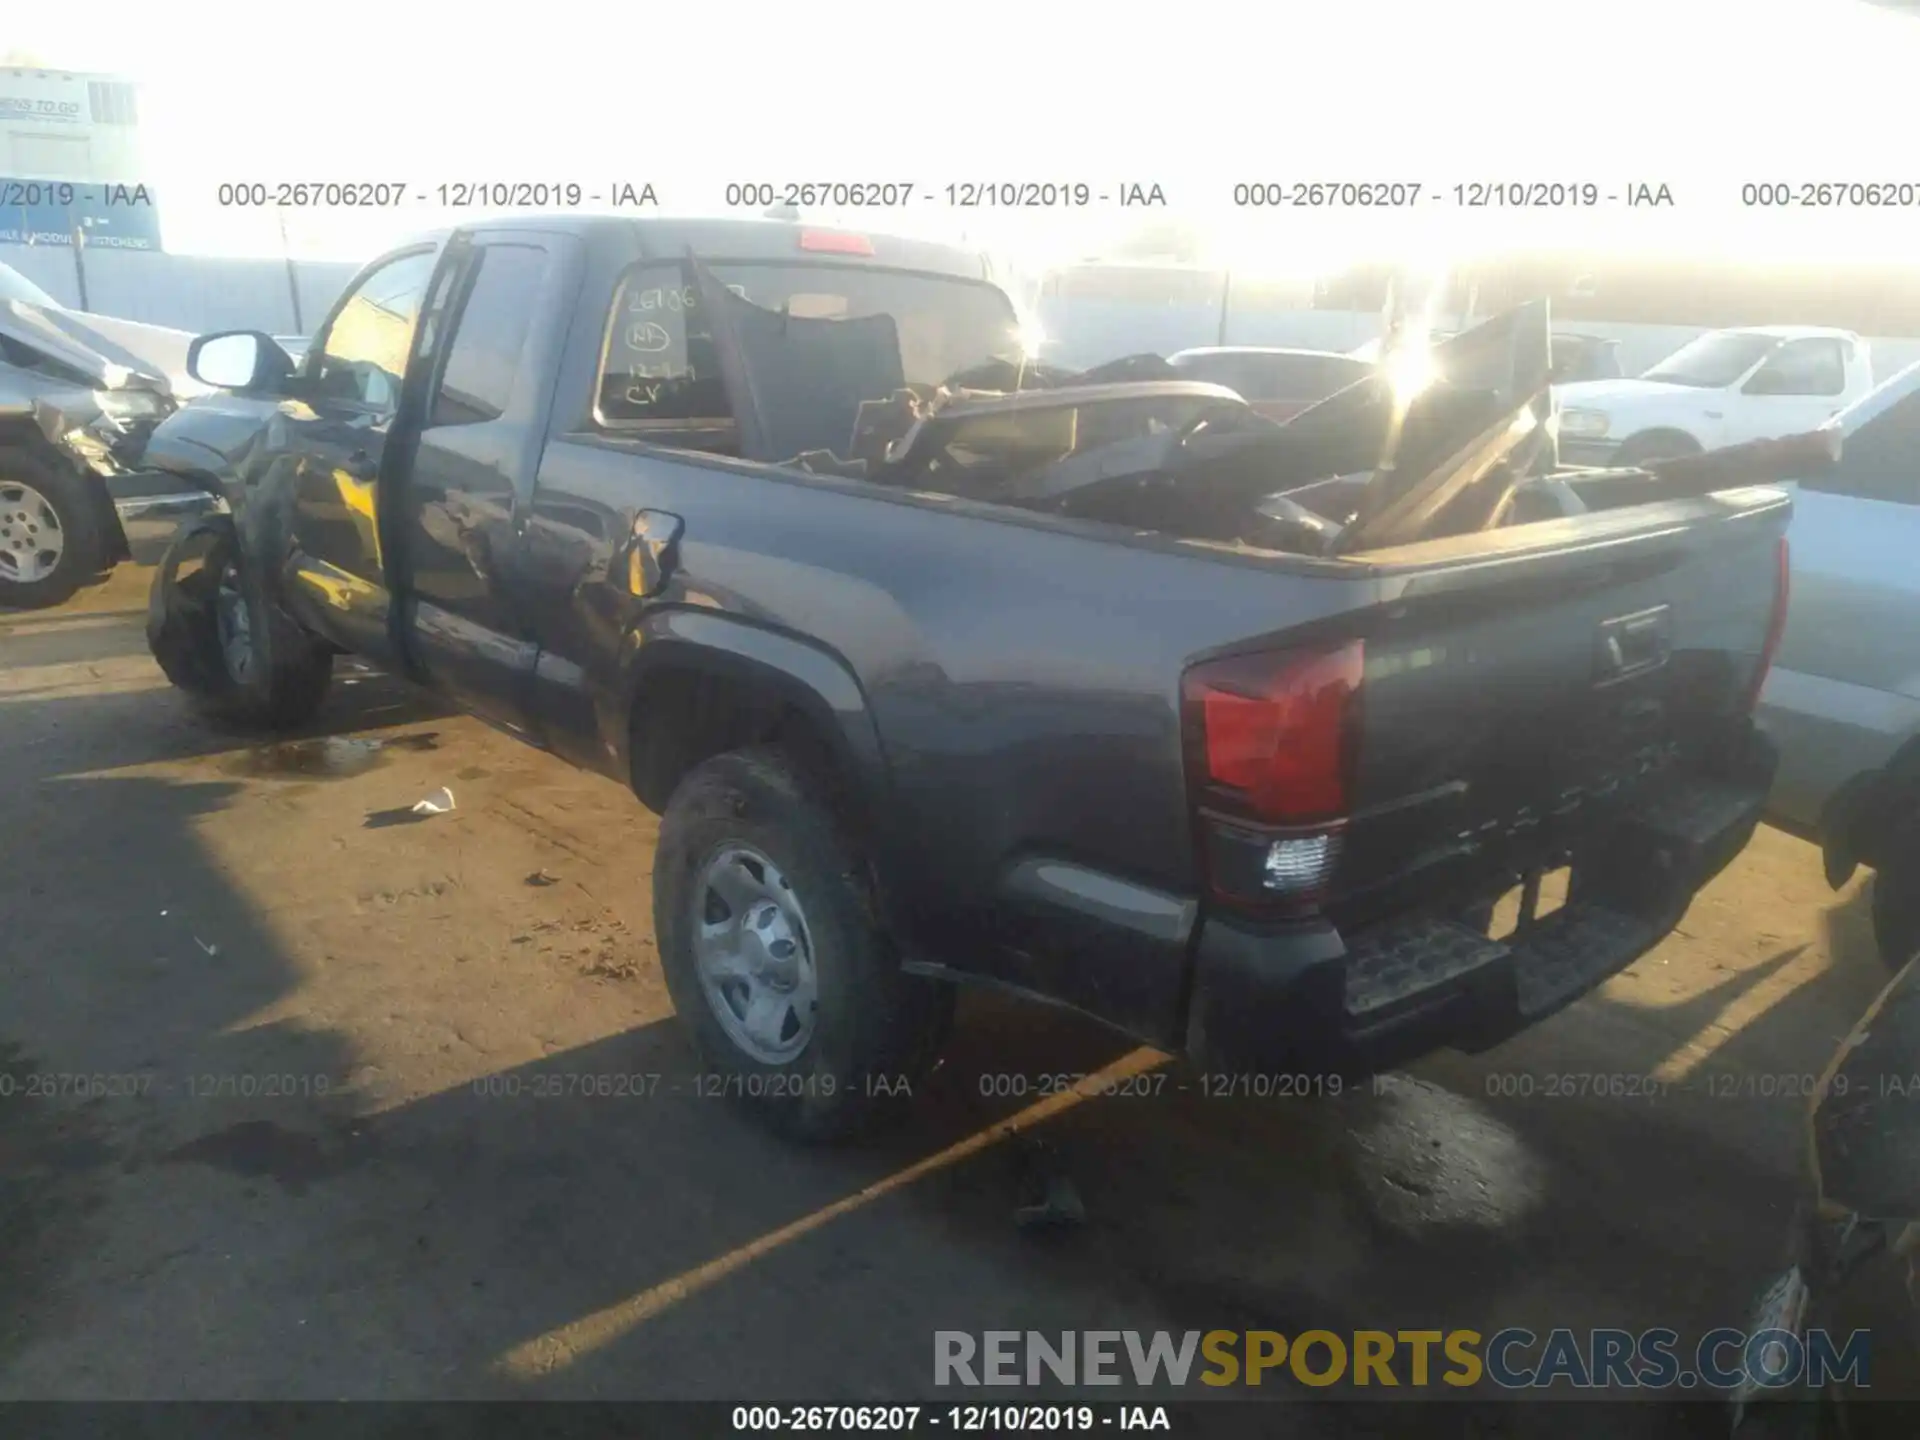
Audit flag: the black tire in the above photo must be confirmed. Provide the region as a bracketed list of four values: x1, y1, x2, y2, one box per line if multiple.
[1614, 431, 1704, 468]
[0, 444, 109, 610]
[1870, 818, 1920, 970]
[145, 515, 332, 732]
[653, 747, 951, 1142]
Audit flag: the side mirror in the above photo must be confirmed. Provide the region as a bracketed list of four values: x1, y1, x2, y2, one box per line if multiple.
[187, 330, 294, 391]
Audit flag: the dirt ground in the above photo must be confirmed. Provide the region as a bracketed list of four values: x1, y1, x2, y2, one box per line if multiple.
[0, 567, 1894, 1426]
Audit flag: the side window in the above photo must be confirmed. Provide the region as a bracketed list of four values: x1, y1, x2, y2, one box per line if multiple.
[594, 263, 733, 431]
[1807, 389, 1920, 504]
[430, 245, 549, 427]
[1746, 338, 1847, 397]
[313, 249, 438, 412]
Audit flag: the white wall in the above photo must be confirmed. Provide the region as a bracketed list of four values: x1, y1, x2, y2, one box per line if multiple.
[3, 244, 358, 336]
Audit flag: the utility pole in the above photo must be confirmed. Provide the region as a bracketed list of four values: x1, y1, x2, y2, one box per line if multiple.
[278, 207, 305, 334]
[69, 217, 90, 312]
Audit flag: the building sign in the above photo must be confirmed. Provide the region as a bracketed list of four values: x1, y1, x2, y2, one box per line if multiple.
[0, 179, 162, 250]
[0, 68, 158, 249]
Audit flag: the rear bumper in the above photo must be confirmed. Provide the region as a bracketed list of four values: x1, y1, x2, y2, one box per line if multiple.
[1186, 733, 1777, 1077]
[1557, 437, 1622, 468]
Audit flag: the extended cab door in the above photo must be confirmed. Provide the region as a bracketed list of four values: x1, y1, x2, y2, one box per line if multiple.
[280, 244, 444, 662]
[1735, 336, 1855, 443]
[394, 231, 580, 734]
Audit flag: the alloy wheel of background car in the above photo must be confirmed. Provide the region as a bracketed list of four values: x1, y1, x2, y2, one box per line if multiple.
[691, 843, 820, 1065]
[0, 478, 67, 587]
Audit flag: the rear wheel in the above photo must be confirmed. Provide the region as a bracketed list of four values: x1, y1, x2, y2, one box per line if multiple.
[1870, 817, 1920, 970]
[653, 747, 951, 1142]
[0, 446, 108, 610]
[146, 516, 332, 731]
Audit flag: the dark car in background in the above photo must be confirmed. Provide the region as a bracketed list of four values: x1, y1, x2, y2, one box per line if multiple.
[1166, 345, 1373, 421]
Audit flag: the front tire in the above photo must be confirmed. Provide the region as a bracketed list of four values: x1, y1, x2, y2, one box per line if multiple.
[146, 516, 332, 732]
[653, 747, 951, 1142]
[0, 445, 108, 610]
[1870, 817, 1920, 970]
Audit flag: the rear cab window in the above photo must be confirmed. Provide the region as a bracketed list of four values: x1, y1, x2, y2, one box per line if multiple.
[592, 259, 1025, 455]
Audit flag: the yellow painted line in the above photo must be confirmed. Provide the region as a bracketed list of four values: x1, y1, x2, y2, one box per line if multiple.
[495, 1044, 1170, 1378]
[0, 612, 139, 638]
[0, 657, 166, 701]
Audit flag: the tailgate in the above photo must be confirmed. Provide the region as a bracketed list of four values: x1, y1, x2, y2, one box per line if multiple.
[1330, 484, 1790, 935]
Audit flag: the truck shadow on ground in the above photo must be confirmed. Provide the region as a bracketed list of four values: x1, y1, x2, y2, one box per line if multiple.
[0, 649, 1893, 1430]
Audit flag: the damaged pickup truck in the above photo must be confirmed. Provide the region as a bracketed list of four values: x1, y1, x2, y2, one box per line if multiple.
[140, 216, 1801, 1140]
[0, 260, 215, 608]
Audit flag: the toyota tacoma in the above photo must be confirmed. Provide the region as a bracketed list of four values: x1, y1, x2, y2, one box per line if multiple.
[137, 216, 1798, 1140]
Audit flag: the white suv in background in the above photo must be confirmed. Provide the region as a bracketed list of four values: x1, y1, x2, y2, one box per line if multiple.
[1558, 325, 1875, 468]
[1759, 359, 1920, 966]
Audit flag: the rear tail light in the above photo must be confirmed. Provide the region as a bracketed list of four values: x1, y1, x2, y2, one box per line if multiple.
[1183, 641, 1364, 911]
[1745, 535, 1791, 712]
[798, 229, 874, 256]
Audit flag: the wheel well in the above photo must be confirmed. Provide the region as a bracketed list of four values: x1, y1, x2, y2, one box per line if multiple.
[628, 663, 851, 817]
[1821, 736, 1920, 883]
[1619, 428, 1703, 456]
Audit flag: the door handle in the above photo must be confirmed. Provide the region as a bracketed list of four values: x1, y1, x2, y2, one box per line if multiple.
[623, 509, 684, 600]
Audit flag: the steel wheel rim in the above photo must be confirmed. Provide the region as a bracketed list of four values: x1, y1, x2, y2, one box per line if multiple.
[690, 843, 819, 1065]
[216, 562, 253, 684]
[0, 480, 66, 585]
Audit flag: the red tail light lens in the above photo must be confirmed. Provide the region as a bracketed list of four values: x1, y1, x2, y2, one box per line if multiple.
[1184, 641, 1364, 823]
[798, 229, 874, 256]
[1745, 535, 1790, 712]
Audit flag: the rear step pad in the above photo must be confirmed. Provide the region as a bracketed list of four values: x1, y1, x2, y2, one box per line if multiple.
[1628, 777, 1762, 849]
[1345, 917, 1506, 1020]
[1511, 901, 1659, 1020]
[1343, 903, 1658, 1025]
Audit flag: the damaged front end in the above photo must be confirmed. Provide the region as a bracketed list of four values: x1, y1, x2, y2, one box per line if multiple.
[0, 296, 218, 577]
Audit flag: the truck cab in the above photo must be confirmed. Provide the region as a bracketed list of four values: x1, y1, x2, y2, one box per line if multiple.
[1557, 325, 1873, 467]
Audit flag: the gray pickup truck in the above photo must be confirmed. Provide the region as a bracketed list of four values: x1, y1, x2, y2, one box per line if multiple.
[137, 216, 1792, 1140]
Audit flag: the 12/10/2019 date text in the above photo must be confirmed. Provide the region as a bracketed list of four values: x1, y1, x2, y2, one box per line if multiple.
[730, 1405, 1121, 1431]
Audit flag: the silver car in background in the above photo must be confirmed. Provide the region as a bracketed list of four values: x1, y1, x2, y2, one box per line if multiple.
[0, 260, 216, 608]
[1759, 359, 1920, 965]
